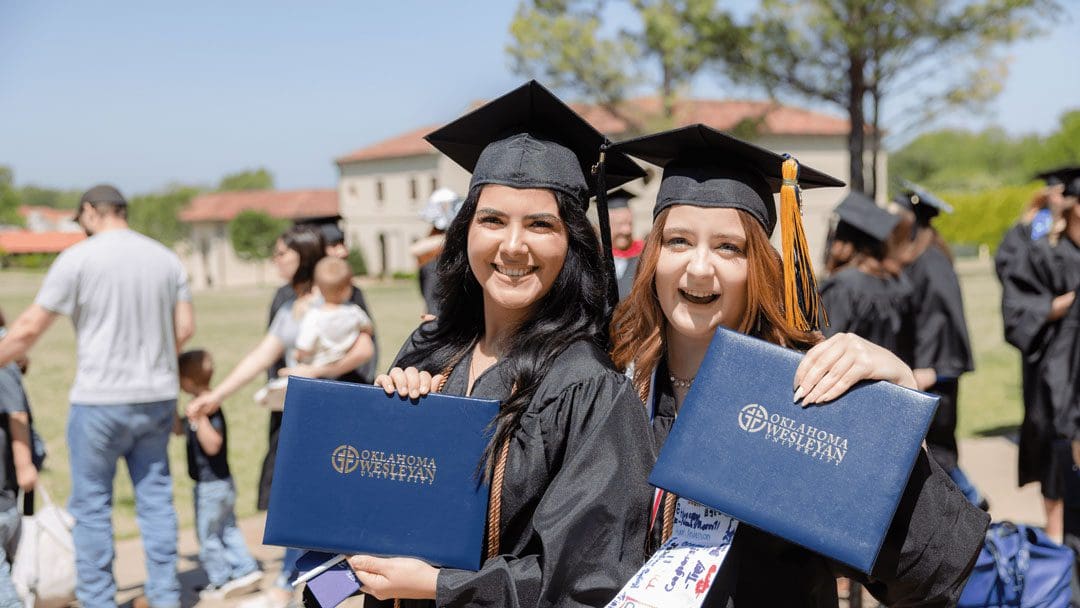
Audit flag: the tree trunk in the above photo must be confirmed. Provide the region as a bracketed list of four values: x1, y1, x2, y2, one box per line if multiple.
[869, 86, 881, 199]
[847, 53, 867, 194]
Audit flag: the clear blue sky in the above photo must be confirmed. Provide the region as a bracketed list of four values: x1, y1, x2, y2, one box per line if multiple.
[1, 1, 1076, 194]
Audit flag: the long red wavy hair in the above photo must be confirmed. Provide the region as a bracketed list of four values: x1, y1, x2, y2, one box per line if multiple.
[610, 207, 820, 401]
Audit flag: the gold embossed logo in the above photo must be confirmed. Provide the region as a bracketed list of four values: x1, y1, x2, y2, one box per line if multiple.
[355, 449, 438, 485]
[331, 445, 360, 474]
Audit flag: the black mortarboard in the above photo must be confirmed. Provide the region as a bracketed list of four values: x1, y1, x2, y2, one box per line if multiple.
[424, 80, 644, 201]
[320, 223, 345, 245]
[609, 124, 844, 236]
[611, 124, 845, 332]
[75, 184, 127, 220]
[605, 187, 635, 210]
[833, 192, 899, 243]
[1034, 166, 1080, 187]
[893, 180, 953, 219]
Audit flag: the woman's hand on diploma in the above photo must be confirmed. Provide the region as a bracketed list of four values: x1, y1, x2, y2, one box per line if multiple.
[794, 332, 917, 406]
[348, 555, 438, 601]
[374, 367, 446, 400]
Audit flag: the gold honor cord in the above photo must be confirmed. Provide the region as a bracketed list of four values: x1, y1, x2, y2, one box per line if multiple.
[779, 156, 826, 332]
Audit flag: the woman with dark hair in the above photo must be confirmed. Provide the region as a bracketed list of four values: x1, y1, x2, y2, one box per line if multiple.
[608, 125, 988, 606]
[188, 224, 375, 607]
[819, 192, 914, 362]
[347, 81, 655, 608]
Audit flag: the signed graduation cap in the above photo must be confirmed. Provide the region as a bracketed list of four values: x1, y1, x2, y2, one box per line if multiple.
[834, 191, 899, 243]
[892, 180, 953, 221]
[610, 123, 844, 331]
[424, 80, 644, 201]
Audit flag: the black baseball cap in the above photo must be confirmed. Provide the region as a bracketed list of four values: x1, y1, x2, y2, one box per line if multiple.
[74, 184, 127, 221]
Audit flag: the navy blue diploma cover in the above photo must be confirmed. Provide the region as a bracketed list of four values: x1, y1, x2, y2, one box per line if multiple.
[263, 377, 500, 571]
[650, 327, 938, 573]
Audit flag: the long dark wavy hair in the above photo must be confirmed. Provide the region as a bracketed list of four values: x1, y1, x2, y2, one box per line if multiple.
[281, 224, 325, 292]
[397, 183, 609, 472]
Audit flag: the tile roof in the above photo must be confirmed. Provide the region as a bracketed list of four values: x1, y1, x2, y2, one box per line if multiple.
[335, 97, 851, 164]
[0, 230, 86, 254]
[19, 205, 76, 223]
[180, 189, 339, 223]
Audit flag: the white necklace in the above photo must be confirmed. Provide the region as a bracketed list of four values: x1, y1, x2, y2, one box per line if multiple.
[669, 374, 694, 390]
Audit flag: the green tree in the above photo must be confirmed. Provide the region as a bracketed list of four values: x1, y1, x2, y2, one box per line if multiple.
[218, 168, 274, 192]
[229, 210, 288, 261]
[1024, 109, 1080, 174]
[716, 0, 1057, 195]
[507, 0, 741, 131]
[19, 185, 81, 209]
[0, 167, 25, 227]
[128, 185, 202, 247]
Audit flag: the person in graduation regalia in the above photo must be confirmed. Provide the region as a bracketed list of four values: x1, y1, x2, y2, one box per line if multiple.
[608, 125, 989, 607]
[997, 166, 1076, 541]
[1002, 171, 1080, 545]
[819, 191, 914, 361]
[345, 81, 655, 608]
[891, 182, 984, 508]
[606, 187, 644, 301]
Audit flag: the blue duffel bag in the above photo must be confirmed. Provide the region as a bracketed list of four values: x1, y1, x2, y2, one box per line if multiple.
[959, 522, 1074, 608]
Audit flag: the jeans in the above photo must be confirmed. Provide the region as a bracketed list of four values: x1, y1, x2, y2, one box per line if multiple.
[195, 478, 259, 587]
[276, 547, 303, 589]
[68, 402, 180, 608]
[0, 506, 22, 608]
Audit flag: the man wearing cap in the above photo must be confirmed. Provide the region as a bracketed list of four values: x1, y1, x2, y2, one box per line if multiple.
[0, 185, 193, 608]
[607, 188, 643, 301]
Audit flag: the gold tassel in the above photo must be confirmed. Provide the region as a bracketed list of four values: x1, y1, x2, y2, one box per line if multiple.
[779, 156, 826, 331]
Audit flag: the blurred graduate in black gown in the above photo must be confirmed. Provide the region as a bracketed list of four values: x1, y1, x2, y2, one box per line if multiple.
[891, 182, 984, 509]
[1002, 168, 1080, 545]
[997, 167, 1073, 540]
[820, 191, 914, 361]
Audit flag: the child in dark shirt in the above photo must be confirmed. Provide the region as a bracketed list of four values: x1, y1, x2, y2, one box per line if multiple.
[178, 350, 262, 599]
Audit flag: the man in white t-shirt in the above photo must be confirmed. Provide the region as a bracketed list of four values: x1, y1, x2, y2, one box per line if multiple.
[0, 185, 195, 608]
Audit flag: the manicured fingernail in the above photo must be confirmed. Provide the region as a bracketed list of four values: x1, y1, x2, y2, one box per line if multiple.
[793, 386, 804, 403]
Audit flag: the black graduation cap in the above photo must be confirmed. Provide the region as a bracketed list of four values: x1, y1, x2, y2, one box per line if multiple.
[834, 191, 899, 243]
[424, 80, 645, 201]
[1034, 165, 1080, 187]
[608, 124, 844, 236]
[611, 123, 845, 332]
[605, 187, 636, 210]
[893, 180, 953, 219]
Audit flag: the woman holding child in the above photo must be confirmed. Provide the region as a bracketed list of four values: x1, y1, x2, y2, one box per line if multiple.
[607, 125, 989, 606]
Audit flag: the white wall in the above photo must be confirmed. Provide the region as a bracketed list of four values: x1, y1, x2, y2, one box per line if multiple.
[180, 222, 275, 290]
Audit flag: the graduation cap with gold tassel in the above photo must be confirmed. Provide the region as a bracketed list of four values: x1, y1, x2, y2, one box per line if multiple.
[608, 124, 845, 332]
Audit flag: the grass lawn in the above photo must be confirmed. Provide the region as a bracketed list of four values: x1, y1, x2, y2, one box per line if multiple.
[0, 257, 1021, 536]
[0, 271, 422, 538]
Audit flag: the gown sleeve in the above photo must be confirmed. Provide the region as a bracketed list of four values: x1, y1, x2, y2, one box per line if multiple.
[435, 374, 655, 608]
[819, 275, 855, 338]
[910, 252, 973, 378]
[1001, 244, 1055, 357]
[843, 449, 990, 607]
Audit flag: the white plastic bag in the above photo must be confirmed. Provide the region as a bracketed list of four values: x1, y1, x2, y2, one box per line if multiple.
[11, 484, 77, 608]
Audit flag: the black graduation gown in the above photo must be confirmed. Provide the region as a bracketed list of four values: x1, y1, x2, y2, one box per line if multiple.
[996, 223, 1063, 494]
[819, 267, 914, 360]
[418, 260, 440, 316]
[257, 284, 379, 510]
[367, 331, 655, 608]
[1004, 237, 1080, 443]
[648, 363, 990, 607]
[905, 245, 975, 471]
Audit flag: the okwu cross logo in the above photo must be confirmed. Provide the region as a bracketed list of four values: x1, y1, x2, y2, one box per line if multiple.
[738, 404, 769, 433]
[332, 445, 360, 474]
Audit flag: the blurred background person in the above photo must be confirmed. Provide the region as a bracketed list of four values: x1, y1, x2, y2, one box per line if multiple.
[891, 182, 984, 510]
[606, 187, 642, 301]
[411, 187, 463, 316]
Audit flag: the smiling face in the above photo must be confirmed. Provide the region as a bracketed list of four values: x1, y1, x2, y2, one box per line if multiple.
[467, 184, 569, 324]
[655, 205, 749, 341]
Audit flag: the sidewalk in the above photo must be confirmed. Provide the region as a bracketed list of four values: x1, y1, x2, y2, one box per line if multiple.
[111, 436, 1040, 607]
